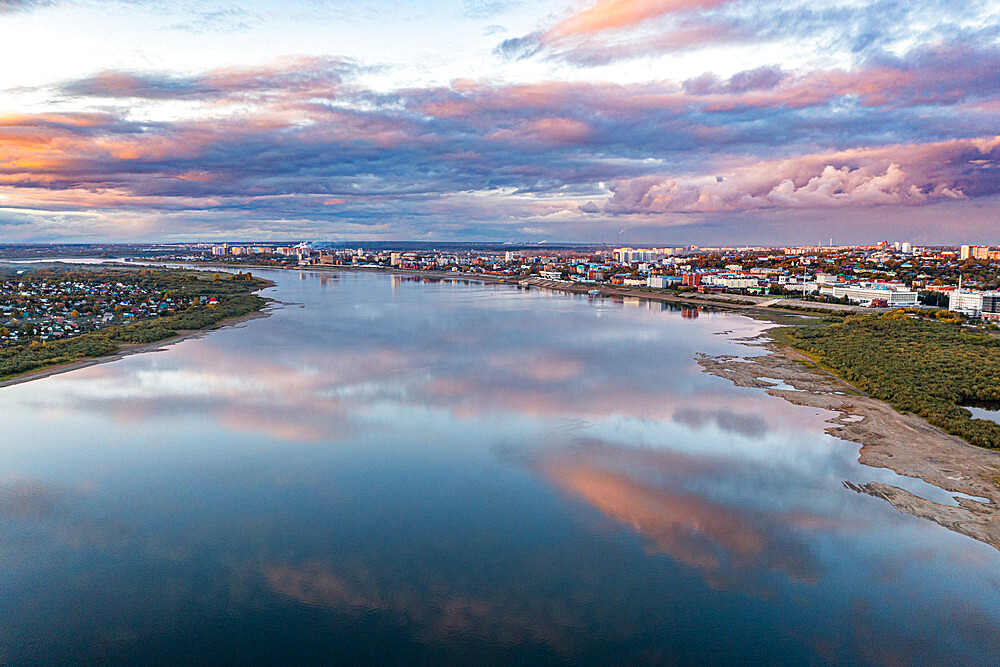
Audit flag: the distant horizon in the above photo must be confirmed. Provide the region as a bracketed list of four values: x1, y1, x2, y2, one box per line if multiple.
[0, 239, 991, 250]
[1, 1, 998, 242]
[5, 2, 1000, 658]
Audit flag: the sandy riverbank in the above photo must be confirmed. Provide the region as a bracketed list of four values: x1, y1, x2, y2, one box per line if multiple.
[698, 339, 1000, 551]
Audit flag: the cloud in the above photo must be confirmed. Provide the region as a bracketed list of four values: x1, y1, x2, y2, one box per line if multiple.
[167, 6, 260, 33]
[462, 0, 522, 20]
[55, 56, 363, 101]
[3, 37, 1000, 240]
[495, 0, 733, 60]
[496, 0, 997, 67]
[487, 116, 594, 146]
[547, 0, 730, 38]
[0, 0, 53, 13]
[683, 65, 787, 95]
[606, 137, 999, 214]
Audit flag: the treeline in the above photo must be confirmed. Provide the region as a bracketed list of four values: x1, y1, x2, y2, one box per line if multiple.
[18, 266, 262, 296]
[0, 269, 267, 381]
[784, 314, 1000, 448]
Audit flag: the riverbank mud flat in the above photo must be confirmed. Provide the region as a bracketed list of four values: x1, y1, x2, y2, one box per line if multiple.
[698, 342, 1000, 551]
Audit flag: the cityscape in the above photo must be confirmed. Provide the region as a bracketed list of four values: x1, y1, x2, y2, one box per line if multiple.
[191, 240, 998, 316]
[7, 237, 1000, 355]
[0, 273, 219, 346]
[4, 0, 1000, 662]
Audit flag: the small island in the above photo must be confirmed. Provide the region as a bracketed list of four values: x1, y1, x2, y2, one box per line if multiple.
[0, 265, 271, 385]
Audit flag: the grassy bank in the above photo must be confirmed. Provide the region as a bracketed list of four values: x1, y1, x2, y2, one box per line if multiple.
[0, 268, 269, 381]
[781, 313, 1000, 448]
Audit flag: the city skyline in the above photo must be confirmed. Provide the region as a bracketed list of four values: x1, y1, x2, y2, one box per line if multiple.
[1, 0, 999, 243]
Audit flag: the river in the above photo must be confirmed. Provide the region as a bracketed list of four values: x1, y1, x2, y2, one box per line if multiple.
[2, 268, 999, 663]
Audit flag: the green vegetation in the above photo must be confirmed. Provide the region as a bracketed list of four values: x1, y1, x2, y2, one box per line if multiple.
[769, 303, 854, 315]
[0, 268, 268, 381]
[783, 313, 1000, 448]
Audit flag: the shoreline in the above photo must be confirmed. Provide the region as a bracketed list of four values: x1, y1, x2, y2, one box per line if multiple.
[228, 262, 1000, 550]
[697, 338, 1000, 551]
[171, 261, 879, 320]
[0, 279, 277, 390]
[9, 260, 997, 550]
[0, 306, 274, 390]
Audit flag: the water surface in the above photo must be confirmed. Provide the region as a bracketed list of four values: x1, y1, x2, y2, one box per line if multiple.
[2, 269, 999, 664]
[965, 401, 1000, 426]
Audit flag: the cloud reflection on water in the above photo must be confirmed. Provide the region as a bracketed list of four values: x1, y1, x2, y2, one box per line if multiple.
[3, 272, 1000, 662]
[22, 281, 826, 455]
[537, 444, 823, 591]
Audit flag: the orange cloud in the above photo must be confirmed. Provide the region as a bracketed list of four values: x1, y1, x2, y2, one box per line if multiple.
[540, 447, 822, 587]
[550, 0, 729, 38]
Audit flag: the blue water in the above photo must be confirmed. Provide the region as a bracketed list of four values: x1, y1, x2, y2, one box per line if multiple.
[1, 269, 998, 664]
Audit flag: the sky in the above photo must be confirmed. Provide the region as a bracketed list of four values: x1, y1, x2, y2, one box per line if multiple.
[0, 0, 998, 244]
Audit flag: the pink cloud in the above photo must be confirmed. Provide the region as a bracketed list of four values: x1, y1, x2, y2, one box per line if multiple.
[487, 116, 593, 145]
[417, 45, 1000, 126]
[529, 117, 593, 143]
[606, 136, 999, 214]
[57, 56, 359, 103]
[3, 43, 999, 239]
[548, 0, 730, 38]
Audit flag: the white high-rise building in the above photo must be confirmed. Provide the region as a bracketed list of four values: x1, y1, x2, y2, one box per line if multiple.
[950, 290, 984, 316]
[831, 286, 918, 307]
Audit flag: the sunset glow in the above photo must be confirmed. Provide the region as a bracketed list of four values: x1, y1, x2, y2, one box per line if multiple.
[1, 0, 998, 242]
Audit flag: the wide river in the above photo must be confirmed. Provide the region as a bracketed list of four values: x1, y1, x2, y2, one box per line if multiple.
[3, 268, 1000, 663]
